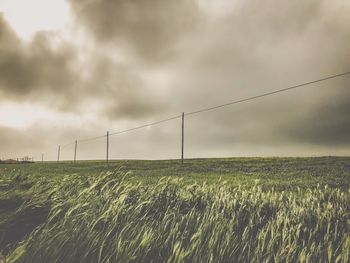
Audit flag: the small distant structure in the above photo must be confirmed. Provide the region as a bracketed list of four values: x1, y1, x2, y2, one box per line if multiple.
[0, 159, 18, 164]
[0, 156, 34, 164]
[20, 156, 34, 163]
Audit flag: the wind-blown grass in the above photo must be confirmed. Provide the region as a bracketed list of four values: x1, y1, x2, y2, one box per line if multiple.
[2, 168, 349, 262]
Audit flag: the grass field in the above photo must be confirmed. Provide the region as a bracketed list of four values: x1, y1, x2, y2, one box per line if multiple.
[0, 157, 349, 262]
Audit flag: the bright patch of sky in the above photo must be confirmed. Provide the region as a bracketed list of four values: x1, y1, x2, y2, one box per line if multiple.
[0, 0, 70, 40]
[0, 101, 97, 129]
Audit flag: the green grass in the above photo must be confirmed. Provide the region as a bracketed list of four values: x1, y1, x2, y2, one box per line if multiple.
[1, 156, 349, 188]
[0, 157, 349, 262]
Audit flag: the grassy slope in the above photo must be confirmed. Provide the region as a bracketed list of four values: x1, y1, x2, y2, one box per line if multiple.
[0, 157, 349, 262]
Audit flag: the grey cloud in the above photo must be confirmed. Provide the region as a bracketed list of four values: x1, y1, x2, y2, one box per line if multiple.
[0, 15, 78, 97]
[0, 16, 84, 112]
[0, 14, 166, 120]
[165, 0, 350, 152]
[283, 94, 350, 146]
[68, 0, 201, 62]
[83, 56, 167, 120]
[105, 92, 164, 120]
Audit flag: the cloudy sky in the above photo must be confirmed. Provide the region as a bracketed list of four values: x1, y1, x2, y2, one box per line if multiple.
[0, 0, 349, 161]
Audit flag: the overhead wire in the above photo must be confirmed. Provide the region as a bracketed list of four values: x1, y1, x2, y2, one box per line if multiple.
[30, 71, 350, 160]
[109, 115, 182, 136]
[185, 71, 350, 116]
[78, 135, 106, 143]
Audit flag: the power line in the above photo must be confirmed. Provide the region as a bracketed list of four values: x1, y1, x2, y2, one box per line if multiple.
[32, 70, 350, 160]
[61, 142, 75, 149]
[76, 115, 182, 143]
[79, 135, 106, 143]
[186, 71, 350, 116]
[109, 115, 182, 136]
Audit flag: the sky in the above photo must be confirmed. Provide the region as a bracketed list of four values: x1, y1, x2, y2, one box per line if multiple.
[0, 0, 349, 161]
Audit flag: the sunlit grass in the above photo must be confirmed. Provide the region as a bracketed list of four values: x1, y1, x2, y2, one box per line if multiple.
[1, 163, 349, 262]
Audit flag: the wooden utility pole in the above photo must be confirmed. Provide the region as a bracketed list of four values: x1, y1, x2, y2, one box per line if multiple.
[181, 112, 185, 165]
[57, 145, 60, 163]
[106, 131, 109, 164]
[42, 154, 44, 163]
[74, 140, 77, 164]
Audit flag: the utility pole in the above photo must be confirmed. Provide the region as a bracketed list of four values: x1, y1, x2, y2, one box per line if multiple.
[181, 112, 185, 165]
[106, 131, 109, 164]
[57, 145, 60, 163]
[74, 140, 77, 164]
[42, 153, 44, 163]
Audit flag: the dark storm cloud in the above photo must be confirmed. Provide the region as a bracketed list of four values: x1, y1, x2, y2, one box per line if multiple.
[105, 88, 164, 120]
[67, 0, 201, 62]
[0, 15, 80, 107]
[0, 14, 165, 119]
[165, 0, 350, 153]
[83, 56, 167, 120]
[284, 90, 350, 146]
